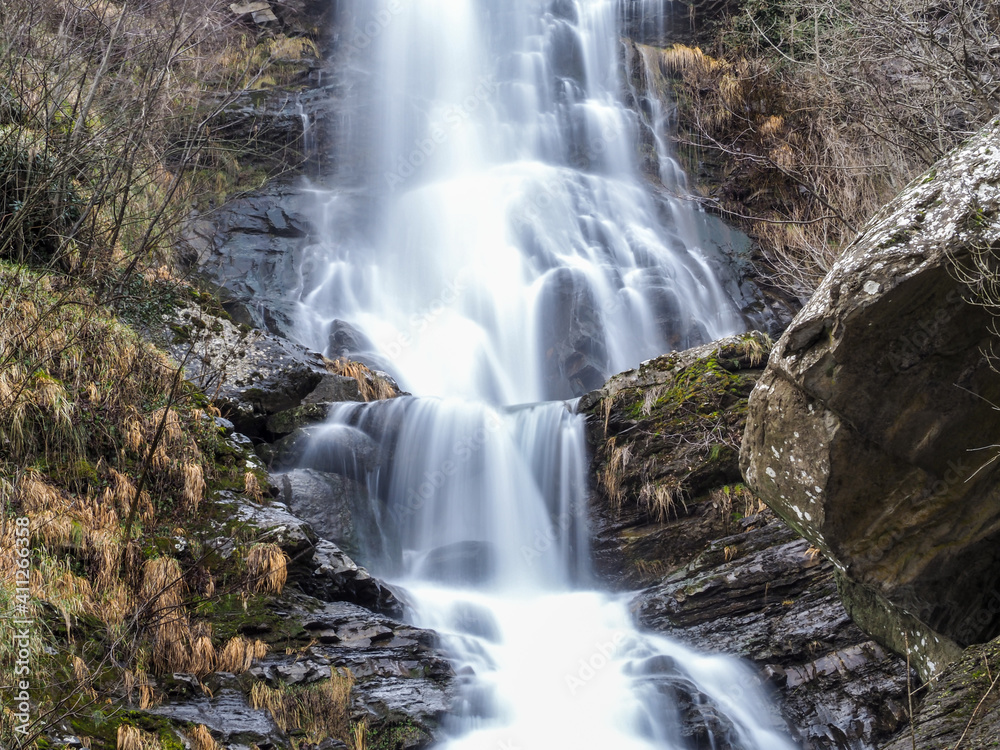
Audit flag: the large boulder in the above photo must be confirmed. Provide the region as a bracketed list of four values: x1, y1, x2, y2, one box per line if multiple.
[880, 635, 1000, 750]
[276, 467, 400, 569]
[741, 119, 1000, 680]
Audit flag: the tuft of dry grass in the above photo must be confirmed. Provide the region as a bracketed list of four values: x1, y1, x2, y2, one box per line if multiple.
[711, 484, 766, 523]
[117, 725, 161, 750]
[216, 635, 269, 674]
[640, 385, 665, 417]
[638, 479, 687, 522]
[124, 668, 156, 710]
[327, 358, 397, 402]
[188, 724, 222, 750]
[250, 669, 356, 745]
[601, 438, 632, 513]
[352, 720, 368, 750]
[246, 542, 289, 595]
[740, 333, 772, 367]
[180, 460, 206, 510]
[244, 470, 264, 502]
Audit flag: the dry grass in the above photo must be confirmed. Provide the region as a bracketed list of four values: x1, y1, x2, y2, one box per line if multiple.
[639, 39, 900, 299]
[327, 358, 397, 402]
[244, 471, 264, 502]
[711, 484, 766, 522]
[640, 385, 665, 417]
[643, 0, 1000, 301]
[117, 725, 161, 750]
[638, 479, 687, 522]
[188, 724, 222, 750]
[124, 668, 156, 710]
[246, 542, 289, 595]
[352, 721, 368, 750]
[216, 635, 269, 674]
[601, 438, 632, 513]
[250, 669, 356, 745]
[740, 334, 772, 367]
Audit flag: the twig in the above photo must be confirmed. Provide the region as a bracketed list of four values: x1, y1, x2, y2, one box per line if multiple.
[953, 654, 1000, 750]
[905, 632, 917, 750]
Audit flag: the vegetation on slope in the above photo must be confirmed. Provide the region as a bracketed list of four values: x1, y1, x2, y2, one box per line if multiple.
[648, 0, 1000, 300]
[0, 2, 360, 748]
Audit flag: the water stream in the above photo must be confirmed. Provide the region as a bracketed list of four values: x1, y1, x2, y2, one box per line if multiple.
[290, 1, 795, 747]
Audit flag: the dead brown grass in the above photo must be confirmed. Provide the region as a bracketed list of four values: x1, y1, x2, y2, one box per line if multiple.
[638, 478, 687, 522]
[117, 725, 161, 750]
[327, 358, 397, 402]
[216, 635, 269, 674]
[246, 542, 289, 595]
[188, 724, 222, 750]
[249, 669, 355, 745]
[601, 438, 632, 513]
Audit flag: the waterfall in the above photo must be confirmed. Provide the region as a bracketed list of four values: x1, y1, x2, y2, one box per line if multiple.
[294, 0, 742, 403]
[287, 1, 796, 747]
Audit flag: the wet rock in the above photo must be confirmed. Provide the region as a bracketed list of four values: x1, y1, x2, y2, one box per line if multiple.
[235, 498, 318, 564]
[277, 468, 383, 559]
[304, 540, 404, 618]
[417, 542, 498, 586]
[741, 119, 1000, 680]
[631, 520, 912, 749]
[880, 635, 1000, 750]
[584, 333, 911, 749]
[149, 689, 283, 747]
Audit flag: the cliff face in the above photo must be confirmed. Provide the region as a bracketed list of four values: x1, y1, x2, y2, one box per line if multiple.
[741, 119, 1000, 682]
[580, 333, 911, 750]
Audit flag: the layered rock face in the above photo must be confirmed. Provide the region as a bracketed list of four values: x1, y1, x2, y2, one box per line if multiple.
[581, 334, 911, 750]
[742, 120, 1000, 679]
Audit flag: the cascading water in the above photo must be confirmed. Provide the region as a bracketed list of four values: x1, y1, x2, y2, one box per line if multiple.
[288, 1, 796, 747]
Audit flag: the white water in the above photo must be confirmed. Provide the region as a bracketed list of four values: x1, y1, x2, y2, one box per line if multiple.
[293, 1, 796, 747]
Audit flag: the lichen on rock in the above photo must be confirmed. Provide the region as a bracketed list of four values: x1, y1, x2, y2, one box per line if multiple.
[742, 119, 1000, 681]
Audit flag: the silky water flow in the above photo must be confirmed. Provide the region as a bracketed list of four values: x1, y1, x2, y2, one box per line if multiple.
[287, 1, 796, 747]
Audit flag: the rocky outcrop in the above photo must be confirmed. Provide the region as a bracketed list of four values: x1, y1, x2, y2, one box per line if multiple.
[581, 333, 912, 750]
[143, 493, 453, 749]
[149, 294, 399, 441]
[741, 119, 1000, 680]
[182, 179, 314, 335]
[881, 635, 1000, 750]
[276, 467, 400, 568]
[580, 332, 770, 589]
